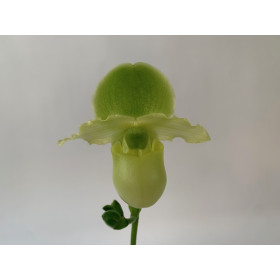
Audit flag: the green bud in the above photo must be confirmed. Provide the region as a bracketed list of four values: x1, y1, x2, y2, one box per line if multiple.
[102, 210, 129, 230]
[111, 139, 167, 208]
[102, 200, 139, 230]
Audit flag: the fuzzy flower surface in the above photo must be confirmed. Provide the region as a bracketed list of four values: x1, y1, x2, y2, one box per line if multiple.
[58, 63, 210, 208]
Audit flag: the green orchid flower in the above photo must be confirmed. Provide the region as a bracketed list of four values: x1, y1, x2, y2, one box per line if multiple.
[58, 62, 210, 209]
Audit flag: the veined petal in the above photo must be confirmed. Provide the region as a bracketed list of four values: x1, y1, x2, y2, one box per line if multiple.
[57, 115, 135, 146]
[138, 113, 210, 143]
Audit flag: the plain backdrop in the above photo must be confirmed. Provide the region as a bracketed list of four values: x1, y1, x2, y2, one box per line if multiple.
[0, 36, 280, 244]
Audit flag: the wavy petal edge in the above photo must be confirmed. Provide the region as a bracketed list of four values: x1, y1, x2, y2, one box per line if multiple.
[57, 113, 210, 146]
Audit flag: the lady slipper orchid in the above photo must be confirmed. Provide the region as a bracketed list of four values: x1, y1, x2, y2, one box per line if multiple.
[58, 62, 210, 209]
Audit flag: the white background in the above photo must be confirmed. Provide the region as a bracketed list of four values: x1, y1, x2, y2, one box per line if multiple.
[1, 36, 280, 244]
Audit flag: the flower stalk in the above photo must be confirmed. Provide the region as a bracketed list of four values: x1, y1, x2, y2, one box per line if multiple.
[129, 206, 141, 245]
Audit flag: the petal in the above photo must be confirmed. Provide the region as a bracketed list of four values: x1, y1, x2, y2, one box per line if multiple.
[57, 115, 135, 146]
[138, 113, 210, 143]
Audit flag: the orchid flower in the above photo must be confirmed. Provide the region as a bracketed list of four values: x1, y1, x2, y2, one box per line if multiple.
[58, 62, 210, 244]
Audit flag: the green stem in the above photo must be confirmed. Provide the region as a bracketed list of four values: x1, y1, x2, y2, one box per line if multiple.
[130, 216, 139, 245]
[129, 206, 141, 245]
